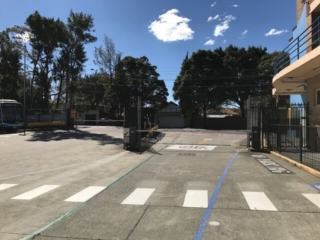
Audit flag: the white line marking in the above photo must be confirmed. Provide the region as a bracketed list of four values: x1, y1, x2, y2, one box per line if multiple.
[242, 192, 278, 211]
[166, 145, 216, 151]
[183, 190, 208, 208]
[302, 194, 320, 208]
[121, 188, 155, 205]
[65, 186, 106, 202]
[12, 185, 60, 200]
[0, 184, 17, 191]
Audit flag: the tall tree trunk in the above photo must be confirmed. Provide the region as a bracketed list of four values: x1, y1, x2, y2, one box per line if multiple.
[55, 74, 63, 110]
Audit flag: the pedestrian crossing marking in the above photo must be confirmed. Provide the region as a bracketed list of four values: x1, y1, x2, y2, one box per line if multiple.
[302, 194, 320, 208]
[11, 185, 60, 200]
[0, 184, 17, 191]
[183, 190, 208, 208]
[121, 188, 155, 205]
[242, 192, 278, 211]
[65, 186, 106, 202]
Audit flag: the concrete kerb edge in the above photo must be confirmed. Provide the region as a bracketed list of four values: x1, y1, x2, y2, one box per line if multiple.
[20, 138, 170, 240]
[20, 203, 86, 240]
[270, 151, 320, 178]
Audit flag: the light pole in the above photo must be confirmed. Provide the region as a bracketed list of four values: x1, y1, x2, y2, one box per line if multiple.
[16, 32, 30, 136]
[23, 43, 26, 135]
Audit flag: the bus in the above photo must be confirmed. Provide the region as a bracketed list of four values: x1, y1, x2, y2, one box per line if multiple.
[0, 99, 24, 132]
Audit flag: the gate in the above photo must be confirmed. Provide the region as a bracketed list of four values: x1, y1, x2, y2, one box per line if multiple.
[247, 102, 309, 151]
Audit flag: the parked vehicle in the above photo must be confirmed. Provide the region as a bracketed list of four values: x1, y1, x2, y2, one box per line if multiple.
[97, 118, 114, 126]
[97, 118, 124, 126]
[0, 99, 24, 132]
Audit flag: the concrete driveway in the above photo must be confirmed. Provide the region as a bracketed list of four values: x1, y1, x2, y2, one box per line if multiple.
[1, 128, 320, 240]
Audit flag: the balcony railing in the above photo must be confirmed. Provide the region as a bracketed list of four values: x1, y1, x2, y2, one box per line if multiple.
[274, 17, 320, 74]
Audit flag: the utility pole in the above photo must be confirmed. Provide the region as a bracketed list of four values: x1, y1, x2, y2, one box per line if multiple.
[137, 96, 141, 149]
[23, 43, 26, 136]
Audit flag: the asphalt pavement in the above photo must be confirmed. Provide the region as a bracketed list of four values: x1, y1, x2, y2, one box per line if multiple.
[1, 128, 320, 240]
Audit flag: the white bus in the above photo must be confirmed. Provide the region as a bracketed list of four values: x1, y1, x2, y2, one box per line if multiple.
[0, 99, 24, 132]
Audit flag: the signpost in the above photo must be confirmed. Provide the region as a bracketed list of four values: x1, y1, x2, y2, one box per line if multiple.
[71, 109, 76, 119]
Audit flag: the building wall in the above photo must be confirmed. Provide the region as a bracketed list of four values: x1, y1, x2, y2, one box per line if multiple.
[307, 73, 320, 124]
[292, 3, 308, 62]
[297, 0, 307, 23]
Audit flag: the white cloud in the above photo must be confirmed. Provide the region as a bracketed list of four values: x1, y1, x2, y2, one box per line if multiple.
[148, 9, 194, 42]
[208, 15, 220, 22]
[205, 39, 215, 45]
[239, 30, 248, 39]
[213, 15, 220, 20]
[214, 15, 236, 37]
[242, 30, 248, 36]
[211, 2, 216, 7]
[231, 4, 238, 7]
[264, 28, 288, 36]
[223, 40, 227, 44]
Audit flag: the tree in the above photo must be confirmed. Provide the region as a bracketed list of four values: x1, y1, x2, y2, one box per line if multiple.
[24, 11, 66, 109]
[114, 56, 168, 114]
[173, 49, 225, 128]
[93, 35, 122, 116]
[0, 31, 22, 100]
[57, 10, 97, 109]
[76, 72, 106, 111]
[223, 45, 268, 117]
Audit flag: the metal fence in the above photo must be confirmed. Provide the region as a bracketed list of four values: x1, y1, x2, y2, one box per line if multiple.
[247, 102, 320, 171]
[266, 124, 320, 171]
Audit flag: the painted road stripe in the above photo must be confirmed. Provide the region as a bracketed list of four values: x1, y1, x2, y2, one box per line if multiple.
[121, 188, 155, 205]
[65, 186, 106, 202]
[198, 139, 208, 145]
[12, 185, 60, 200]
[242, 192, 278, 211]
[194, 152, 239, 240]
[166, 145, 216, 150]
[0, 184, 17, 191]
[183, 190, 208, 208]
[302, 194, 320, 208]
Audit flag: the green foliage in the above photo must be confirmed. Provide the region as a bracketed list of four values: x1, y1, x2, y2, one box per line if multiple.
[114, 56, 168, 111]
[173, 45, 277, 118]
[0, 31, 22, 100]
[173, 49, 226, 126]
[76, 73, 106, 111]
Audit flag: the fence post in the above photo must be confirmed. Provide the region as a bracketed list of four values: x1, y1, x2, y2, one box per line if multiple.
[277, 124, 281, 153]
[300, 124, 303, 163]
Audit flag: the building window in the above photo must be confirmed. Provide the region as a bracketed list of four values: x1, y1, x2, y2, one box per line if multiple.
[317, 89, 320, 106]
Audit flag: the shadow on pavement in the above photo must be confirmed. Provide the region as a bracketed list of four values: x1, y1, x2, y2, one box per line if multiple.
[136, 132, 165, 155]
[26, 129, 123, 146]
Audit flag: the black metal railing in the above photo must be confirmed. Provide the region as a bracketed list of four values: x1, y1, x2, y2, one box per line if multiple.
[266, 124, 320, 171]
[274, 17, 320, 74]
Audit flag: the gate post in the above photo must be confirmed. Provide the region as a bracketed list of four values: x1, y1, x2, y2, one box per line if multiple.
[277, 124, 281, 153]
[300, 124, 303, 163]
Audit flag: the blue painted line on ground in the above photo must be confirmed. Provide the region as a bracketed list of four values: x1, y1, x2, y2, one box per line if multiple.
[194, 152, 239, 240]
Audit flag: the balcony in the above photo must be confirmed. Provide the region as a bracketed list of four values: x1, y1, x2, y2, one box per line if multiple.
[273, 17, 320, 95]
[310, 0, 320, 13]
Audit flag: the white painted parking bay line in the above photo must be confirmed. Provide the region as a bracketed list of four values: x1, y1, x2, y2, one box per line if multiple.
[242, 192, 278, 211]
[121, 188, 155, 205]
[183, 190, 208, 208]
[11, 185, 60, 200]
[302, 194, 320, 208]
[0, 184, 17, 191]
[65, 186, 106, 202]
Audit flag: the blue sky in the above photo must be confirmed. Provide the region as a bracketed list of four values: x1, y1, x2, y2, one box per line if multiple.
[0, 0, 296, 103]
